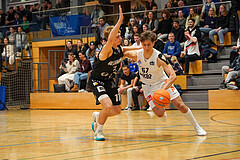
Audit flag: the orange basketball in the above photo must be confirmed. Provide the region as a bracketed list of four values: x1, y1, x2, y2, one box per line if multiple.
[152, 89, 170, 108]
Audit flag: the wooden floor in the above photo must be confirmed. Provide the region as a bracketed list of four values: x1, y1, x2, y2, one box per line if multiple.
[0, 109, 240, 160]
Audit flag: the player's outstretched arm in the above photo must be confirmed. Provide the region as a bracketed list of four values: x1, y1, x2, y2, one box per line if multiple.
[99, 5, 123, 61]
[123, 50, 138, 62]
[157, 55, 177, 90]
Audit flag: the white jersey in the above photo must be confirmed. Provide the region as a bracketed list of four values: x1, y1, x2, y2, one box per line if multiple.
[137, 48, 168, 85]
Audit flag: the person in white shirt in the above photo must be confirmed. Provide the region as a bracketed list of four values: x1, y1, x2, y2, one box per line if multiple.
[124, 31, 206, 136]
[132, 33, 142, 47]
[178, 30, 201, 74]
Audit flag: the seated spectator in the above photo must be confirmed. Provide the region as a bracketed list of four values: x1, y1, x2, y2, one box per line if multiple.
[122, 38, 132, 46]
[71, 52, 92, 92]
[19, 5, 30, 21]
[8, 27, 16, 44]
[171, 20, 185, 44]
[163, 33, 181, 63]
[131, 0, 145, 18]
[209, 4, 229, 46]
[177, 10, 186, 29]
[97, 17, 110, 39]
[177, 0, 189, 18]
[0, 9, 6, 26]
[186, 19, 201, 39]
[166, 2, 177, 18]
[134, 14, 144, 27]
[199, 8, 217, 38]
[77, 39, 87, 55]
[5, 7, 15, 26]
[91, 5, 104, 25]
[13, 13, 23, 26]
[96, 38, 107, 58]
[146, 0, 157, 10]
[230, 38, 239, 64]
[186, 8, 200, 29]
[85, 41, 96, 67]
[58, 53, 80, 91]
[128, 59, 139, 74]
[2, 38, 14, 65]
[119, 65, 136, 110]
[125, 18, 135, 39]
[132, 33, 142, 47]
[157, 10, 172, 41]
[200, 0, 216, 19]
[15, 26, 27, 52]
[145, 11, 159, 33]
[220, 48, 240, 89]
[22, 15, 30, 33]
[142, 23, 149, 32]
[154, 33, 165, 53]
[178, 31, 201, 74]
[171, 56, 183, 75]
[115, 58, 131, 87]
[130, 25, 141, 44]
[64, 41, 78, 60]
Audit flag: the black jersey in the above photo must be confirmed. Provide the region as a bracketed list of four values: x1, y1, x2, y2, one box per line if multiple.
[91, 45, 123, 81]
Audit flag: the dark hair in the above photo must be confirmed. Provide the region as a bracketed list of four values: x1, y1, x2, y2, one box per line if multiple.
[173, 20, 179, 24]
[9, 7, 13, 10]
[122, 65, 129, 68]
[188, 18, 195, 23]
[78, 39, 83, 43]
[100, 37, 107, 41]
[99, 17, 105, 21]
[140, 31, 156, 42]
[47, 1, 52, 5]
[67, 40, 72, 44]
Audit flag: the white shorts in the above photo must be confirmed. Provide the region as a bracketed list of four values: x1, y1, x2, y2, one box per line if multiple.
[142, 81, 180, 109]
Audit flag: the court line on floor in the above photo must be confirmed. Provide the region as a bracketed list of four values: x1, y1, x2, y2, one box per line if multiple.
[210, 112, 240, 126]
[186, 149, 240, 160]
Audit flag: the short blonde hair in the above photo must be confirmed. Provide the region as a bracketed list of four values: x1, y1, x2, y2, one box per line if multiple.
[104, 26, 121, 39]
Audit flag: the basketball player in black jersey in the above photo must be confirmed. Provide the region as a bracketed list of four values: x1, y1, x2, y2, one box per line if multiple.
[90, 5, 141, 141]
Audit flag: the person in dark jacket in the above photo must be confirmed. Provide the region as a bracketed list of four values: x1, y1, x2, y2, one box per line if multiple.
[171, 20, 185, 43]
[209, 4, 229, 46]
[220, 48, 240, 89]
[199, 8, 217, 38]
[186, 18, 201, 40]
[157, 10, 173, 40]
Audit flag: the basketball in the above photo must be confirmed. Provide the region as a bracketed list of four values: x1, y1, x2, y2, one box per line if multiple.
[152, 89, 170, 108]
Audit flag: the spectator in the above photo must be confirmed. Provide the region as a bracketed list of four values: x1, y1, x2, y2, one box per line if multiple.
[6, 7, 15, 26]
[178, 31, 201, 74]
[15, 26, 27, 52]
[220, 48, 240, 89]
[171, 56, 183, 75]
[91, 5, 104, 25]
[163, 33, 181, 63]
[186, 8, 200, 28]
[166, 2, 177, 18]
[0, 9, 6, 26]
[199, 8, 217, 38]
[142, 23, 149, 32]
[122, 38, 131, 46]
[96, 37, 107, 51]
[13, 13, 23, 26]
[31, 4, 40, 31]
[230, 38, 239, 64]
[209, 4, 229, 46]
[98, 17, 110, 39]
[134, 14, 144, 27]
[154, 33, 165, 53]
[64, 41, 78, 60]
[128, 59, 139, 74]
[171, 20, 185, 44]
[125, 18, 135, 39]
[2, 38, 14, 65]
[145, 11, 159, 33]
[130, 25, 141, 44]
[22, 15, 30, 33]
[131, 0, 145, 18]
[19, 5, 30, 21]
[177, 10, 186, 29]
[200, 0, 216, 19]
[77, 39, 88, 56]
[177, 0, 189, 18]
[8, 27, 16, 44]
[157, 10, 172, 41]
[115, 58, 131, 88]
[146, 0, 157, 10]
[119, 65, 136, 110]
[85, 41, 96, 67]
[152, 4, 158, 19]
[186, 18, 201, 39]
[55, 0, 62, 9]
[132, 33, 142, 47]
[71, 52, 92, 92]
[58, 53, 80, 91]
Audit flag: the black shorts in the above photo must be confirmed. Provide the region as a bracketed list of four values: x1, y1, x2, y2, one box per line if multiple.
[89, 77, 121, 106]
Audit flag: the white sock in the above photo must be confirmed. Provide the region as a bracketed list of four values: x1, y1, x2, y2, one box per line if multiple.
[183, 108, 200, 129]
[96, 123, 103, 132]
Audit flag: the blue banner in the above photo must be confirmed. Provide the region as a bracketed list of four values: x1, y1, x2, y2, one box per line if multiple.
[0, 86, 6, 110]
[50, 15, 91, 37]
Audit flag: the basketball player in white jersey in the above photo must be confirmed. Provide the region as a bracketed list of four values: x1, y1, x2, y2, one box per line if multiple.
[124, 31, 207, 136]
